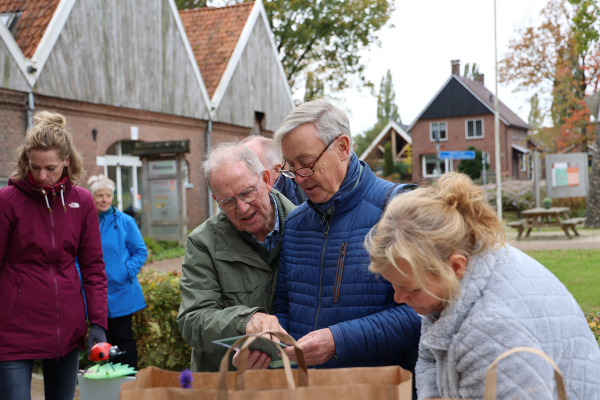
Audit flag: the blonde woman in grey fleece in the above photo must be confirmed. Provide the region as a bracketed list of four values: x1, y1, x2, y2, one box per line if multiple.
[367, 172, 600, 400]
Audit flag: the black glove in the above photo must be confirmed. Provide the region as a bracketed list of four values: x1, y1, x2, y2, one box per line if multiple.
[87, 324, 107, 354]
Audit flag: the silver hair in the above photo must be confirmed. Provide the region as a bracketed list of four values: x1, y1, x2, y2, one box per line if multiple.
[87, 175, 115, 196]
[203, 141, 265, 192]
[273, 99, 352, 153]
[240, 136, 282, 170]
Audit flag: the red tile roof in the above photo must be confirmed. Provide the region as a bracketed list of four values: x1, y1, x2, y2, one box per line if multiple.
[0, 0, 61, 58]
[179, 2, 254, 99]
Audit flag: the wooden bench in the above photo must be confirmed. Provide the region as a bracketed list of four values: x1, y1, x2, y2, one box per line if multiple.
[560, 217, 586, 238]
[507, 219, 526, 239]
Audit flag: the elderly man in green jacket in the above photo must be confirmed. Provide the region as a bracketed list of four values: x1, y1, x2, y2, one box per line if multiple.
[177, 142, 295, 372]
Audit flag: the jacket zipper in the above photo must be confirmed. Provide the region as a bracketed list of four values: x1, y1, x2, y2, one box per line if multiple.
[49, 203, 60, 358]
[314, 210, 333, 330]
[333, 243, 347, 304]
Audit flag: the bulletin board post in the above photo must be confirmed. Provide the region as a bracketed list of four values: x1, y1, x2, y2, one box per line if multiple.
[544, 152, 589, 199]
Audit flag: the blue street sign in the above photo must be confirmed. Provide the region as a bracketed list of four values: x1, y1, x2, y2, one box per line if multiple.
[439, 151, 476, 160]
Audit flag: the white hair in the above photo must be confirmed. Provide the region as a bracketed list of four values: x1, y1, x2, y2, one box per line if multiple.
[203, 141, 265, 191]
[273, 99, 352, 153]
[87, 175, 115, 196]
[240, 136, 282, 170]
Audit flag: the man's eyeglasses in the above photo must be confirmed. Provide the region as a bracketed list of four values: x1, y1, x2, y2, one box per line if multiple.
[279, 136, 340, 178]
[217, 173, 263, 212]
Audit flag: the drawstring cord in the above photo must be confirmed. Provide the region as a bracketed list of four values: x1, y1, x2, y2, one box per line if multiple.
[40, 189, 52, 213]
[60, 185, 66, 212]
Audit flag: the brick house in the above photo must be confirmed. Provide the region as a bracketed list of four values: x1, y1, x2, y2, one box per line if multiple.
[407, 60, 533, 181]
[0, 0, 293, 229]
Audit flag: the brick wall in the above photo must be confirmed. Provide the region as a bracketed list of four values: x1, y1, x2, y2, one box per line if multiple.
[410, 114, 513, 181]
[0, 89, 254, 229]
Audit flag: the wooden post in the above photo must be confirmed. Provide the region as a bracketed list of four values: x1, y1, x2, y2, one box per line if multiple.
[391, 129, 397, 161]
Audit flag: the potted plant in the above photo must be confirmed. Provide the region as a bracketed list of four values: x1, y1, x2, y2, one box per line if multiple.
[543, 197, 552, 209]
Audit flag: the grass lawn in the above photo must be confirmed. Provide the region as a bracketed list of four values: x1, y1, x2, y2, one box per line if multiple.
[525, 249, 600, 313]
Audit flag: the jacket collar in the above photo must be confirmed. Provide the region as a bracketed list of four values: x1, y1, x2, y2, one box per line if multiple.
[420, 247, 500, 352]
[214, 189, 295, 270]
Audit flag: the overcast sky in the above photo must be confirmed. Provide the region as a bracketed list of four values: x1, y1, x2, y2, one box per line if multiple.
[334, 0, 550, 136]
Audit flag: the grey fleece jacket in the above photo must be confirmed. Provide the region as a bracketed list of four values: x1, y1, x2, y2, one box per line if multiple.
[416, 244, 600, 400]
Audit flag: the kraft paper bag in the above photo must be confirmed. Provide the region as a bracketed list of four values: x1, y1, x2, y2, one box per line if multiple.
[121, 330, 413, 400]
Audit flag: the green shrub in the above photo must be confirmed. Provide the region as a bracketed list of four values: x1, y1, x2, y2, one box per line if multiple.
[457, 146, 489, 180]
[143, 237, 186, 263]
[383, 142, 394, 177]
[586, 312, 600, 346]
[133, 268, 192, 370]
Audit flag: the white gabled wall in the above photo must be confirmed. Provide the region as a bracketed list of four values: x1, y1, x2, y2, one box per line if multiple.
[212, 0, 294, 131]
[33, 0, 210, 119]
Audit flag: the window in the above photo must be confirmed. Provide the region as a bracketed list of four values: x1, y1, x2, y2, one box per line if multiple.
[512, 129, 526, 141]
[422, 154, 452, 178]
[430, 122, 447, 142]
[466, 119, 483, 139]
[521, 154, 527, 172]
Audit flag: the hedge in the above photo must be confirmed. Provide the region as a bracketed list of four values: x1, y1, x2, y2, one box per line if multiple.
[133, 268, 192, 371]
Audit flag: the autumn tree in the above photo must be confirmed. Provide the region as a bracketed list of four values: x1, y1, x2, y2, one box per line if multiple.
[528, 93, 545, 129]
[304, 72, 325, 102]
[499, 0, 600, 151]
[354, 70, 401, 156]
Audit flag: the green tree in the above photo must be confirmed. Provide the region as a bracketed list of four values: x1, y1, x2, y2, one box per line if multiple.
[304, 72, 325, 102]
[383, 142, 394, 177]
[175, 0, 208, 8]
[457, 146, 489, 180]
[176, 0, 394, 94]
[463, 62, 482, 80]
[354, 70, 401, 156]
[528, 93, 545, 129]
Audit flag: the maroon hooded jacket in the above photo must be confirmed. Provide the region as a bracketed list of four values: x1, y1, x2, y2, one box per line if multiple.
[0, 177, 107, 361]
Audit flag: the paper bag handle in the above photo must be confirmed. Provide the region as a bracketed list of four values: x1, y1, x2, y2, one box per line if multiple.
[483, 347, 568, 400]
[217, 330, 308, 399]
[237, 330, 308, 390]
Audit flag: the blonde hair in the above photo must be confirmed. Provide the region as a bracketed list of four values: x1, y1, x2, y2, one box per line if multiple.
[87, 175, 115, 196]
[12, 111, 85, 185]
[366, 172, 505, 304]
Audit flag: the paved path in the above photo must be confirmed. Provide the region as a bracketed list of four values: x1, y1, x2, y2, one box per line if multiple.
[505, 224, 600, 251]
[144, 256, 183, 273]
[30, 374, 80, 400]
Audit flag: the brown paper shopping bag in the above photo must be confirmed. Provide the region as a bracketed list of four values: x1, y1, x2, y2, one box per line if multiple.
[425, 346, 568, 400]
[121, 330, 413, 400]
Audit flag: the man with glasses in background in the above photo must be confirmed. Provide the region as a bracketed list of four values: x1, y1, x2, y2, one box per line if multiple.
[255, 99, 422, 371]
[177, 142, 295, 372]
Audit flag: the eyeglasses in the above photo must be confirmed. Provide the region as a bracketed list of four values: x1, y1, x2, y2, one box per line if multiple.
[217, 173, 263, 212]
[279, 136, 340, 179]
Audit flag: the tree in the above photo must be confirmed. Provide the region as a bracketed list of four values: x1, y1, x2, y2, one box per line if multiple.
[176, 0, 394, 94]
[499, 0, 600, 151]
[463, 62, 482, 80]
[457, 146, 489, 180]
[383, 142, 394, 177]
[354, 70, 401, 156]
[528, 93, 545, 129]
[304, 72, 324, 102]
[175, 0, 208, 8]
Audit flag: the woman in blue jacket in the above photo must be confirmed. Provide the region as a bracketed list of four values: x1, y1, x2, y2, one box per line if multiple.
[87, 175, 148, 369]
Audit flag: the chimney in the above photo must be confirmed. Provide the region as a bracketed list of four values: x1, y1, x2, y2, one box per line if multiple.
[476, 73, 485, 85]
[451, 60, 460, 76]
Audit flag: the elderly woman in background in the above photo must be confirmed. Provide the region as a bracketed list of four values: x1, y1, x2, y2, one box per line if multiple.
[87, 175, 147, 370]
[367, 172, 600, 400]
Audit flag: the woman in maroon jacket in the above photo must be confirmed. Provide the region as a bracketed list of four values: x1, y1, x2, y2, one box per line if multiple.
[0, 111, 107, 400]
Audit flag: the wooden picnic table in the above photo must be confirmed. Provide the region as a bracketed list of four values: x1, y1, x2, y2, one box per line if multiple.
[508, 207, 586, 240]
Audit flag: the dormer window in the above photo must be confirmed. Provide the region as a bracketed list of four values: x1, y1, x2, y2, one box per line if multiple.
[0, 12, 22, 34]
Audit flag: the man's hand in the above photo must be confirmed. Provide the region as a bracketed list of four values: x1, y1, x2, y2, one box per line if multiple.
[232, 349, 271, 370]
[246, 312, 284, 336]
[282, 328, 335, 366]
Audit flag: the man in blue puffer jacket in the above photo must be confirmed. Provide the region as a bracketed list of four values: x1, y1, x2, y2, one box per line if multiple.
[264, 100, 421, 371]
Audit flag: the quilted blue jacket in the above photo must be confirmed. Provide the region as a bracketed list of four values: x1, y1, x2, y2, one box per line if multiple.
[274, 155, 421, 370]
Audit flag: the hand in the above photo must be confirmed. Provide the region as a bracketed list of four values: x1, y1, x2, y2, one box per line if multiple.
[232, 349, 271, 370]
[246, 313, 285, 337]
[282, 328, 335, 366]
[87, 324, 107, 354]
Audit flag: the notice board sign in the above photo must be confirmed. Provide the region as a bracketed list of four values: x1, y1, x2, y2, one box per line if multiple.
[545, 153, 588, 199]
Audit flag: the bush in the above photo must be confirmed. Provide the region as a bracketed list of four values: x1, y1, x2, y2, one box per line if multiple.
[383, 142, 394, 177]
[144, 237, 186, 263]
[586, 312, 600, 346]
[133, 268, 192, 370]
[393, 162, 410, 180]
[457, 146, 489, 180]
[484, 180, 536, 217]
